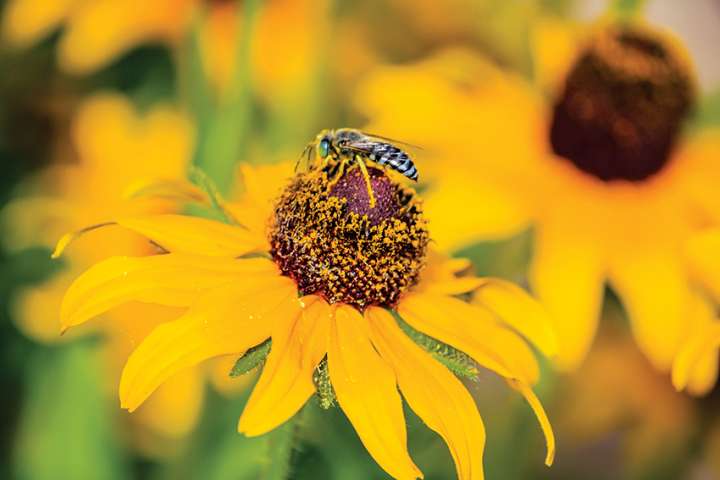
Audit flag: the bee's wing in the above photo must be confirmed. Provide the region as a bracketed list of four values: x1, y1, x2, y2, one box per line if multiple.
[343, 140, 376, 154]
[360, 132, 423, 150]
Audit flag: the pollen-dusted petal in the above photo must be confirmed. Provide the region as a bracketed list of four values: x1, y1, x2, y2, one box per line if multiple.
[473, 279, 557, 357]
[117, 214, 265, 257]
[506, 379, 555, 467]
[399, 293, 520, 381]
[328, 305, 422, 480]
[61, 254, 277, 331]
[238, 297, 330, 436]
[609, 249, 688, 370]
[530, 227, 605, 371]
[367, 307, 485, 480]
[671, 322, 720, 394]
[120, 278, 297, 412]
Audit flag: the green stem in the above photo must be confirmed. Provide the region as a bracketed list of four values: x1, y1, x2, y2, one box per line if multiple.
[608, 0, 648, 23]
[193, 0, 262, 194]
[261, 406, 308, 480]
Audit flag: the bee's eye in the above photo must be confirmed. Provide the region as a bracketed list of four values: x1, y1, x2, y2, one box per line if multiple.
[319, 139, 330, 158]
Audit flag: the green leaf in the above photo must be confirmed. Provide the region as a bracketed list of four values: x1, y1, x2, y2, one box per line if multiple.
[396, 315, 480, 380]
[14, 339, 129, 480]
[230, 338, 272, 377]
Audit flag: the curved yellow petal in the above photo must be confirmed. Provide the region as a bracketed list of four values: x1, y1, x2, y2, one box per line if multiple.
[530, 226, 605, 371]
[117, 215, 265, 256]
[367, 307, 485, 480]
[61, 254, 277, 331]
[506, 379, 555, 467]
[672, 322, 720, 394]
[398, 293, 538, 382]
[328, 305, 422, 480]
[609, 249, 689, 371]
[473, 278, 557, 357]
[239, 296, 330, 436]
[120, 278, 297, 411]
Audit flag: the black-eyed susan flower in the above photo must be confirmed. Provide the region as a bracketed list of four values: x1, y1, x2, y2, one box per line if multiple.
[0, 93, 213, 444]
[355, 21, 720, 375]
[56, 159, 556, 479]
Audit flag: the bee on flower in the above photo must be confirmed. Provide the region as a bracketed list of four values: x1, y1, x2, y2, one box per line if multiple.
[55, 143, 556, 479]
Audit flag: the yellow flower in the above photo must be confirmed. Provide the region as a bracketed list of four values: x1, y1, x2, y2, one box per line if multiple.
[355, 21, 720, 374]
[2, 93, 207, 442]
[58, 160, 555, 479]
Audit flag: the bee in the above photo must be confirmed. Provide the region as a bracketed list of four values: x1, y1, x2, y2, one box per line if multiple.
[298, 128, 419, 208]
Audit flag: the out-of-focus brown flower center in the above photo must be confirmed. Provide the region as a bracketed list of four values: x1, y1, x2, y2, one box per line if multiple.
[549, 26, 695, 182]
[269, 165, 428, 309]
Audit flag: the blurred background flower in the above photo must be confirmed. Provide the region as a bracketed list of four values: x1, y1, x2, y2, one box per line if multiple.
[0, 0, 719, 479]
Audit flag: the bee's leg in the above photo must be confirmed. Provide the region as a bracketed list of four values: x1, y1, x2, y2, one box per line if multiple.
[356, 157, 377, 208]
[325, 156, 346, 187]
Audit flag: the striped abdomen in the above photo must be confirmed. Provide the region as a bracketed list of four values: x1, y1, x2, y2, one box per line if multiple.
[368, 143, 418, 181]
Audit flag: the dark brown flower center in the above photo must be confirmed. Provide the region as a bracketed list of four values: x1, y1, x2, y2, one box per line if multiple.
[549, 26, 695, 182]
[269, 165, 428, 309]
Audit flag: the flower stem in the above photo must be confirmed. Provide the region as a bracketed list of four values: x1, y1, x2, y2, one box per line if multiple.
[261, 406, 309, 480]
[190, 0, 262, 194]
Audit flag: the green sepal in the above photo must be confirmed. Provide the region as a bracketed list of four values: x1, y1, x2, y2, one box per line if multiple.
[396, 315, 480, 380]
[230, 339, 271, 377]
[313, 356, 336, 409]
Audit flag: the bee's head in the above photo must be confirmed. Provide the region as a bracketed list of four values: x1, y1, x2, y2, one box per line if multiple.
[316, 129, 334, 158]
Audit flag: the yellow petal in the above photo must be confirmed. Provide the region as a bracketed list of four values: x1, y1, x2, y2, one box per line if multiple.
[672, 322, 720, 394]
[609, 249, 689, 371]
[123, 177, 208, 204]
[238, 296, 329, 436]
[472, 278, 557, 357]
[686, 229, 720, 302]
[506, 379, 555, 467]
[423, 174, 530, 252]
[399, 293, 538, 382]
[530, 226, 605, 371]
[117, 215, 265, 256]
[120, 278, 297, 411]
[2, 0, 75, 46]
[61, 254, 277, 331]
[367, 307, 485, 480]
[328, 305, 422, 480]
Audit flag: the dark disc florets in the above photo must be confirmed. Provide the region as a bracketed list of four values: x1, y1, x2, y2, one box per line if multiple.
[269, 165, 429, 309]
[549, 25, 696, 182]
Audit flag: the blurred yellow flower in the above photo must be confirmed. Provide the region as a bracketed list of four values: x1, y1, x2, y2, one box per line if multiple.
[557, 322, 694, 475]
[58, 160, 555, 479]
[2, 0, 328, 100]
[356, 21, 720, 375]
[2, 92, 208, 443]
[2, 0, 195, 73]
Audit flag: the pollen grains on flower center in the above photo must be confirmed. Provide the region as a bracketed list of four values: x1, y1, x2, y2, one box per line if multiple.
[549, 25, 695, 182]
[269, 165, 429, 309]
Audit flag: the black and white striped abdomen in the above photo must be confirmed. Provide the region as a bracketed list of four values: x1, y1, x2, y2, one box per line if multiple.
[368, 143, 418, 181]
